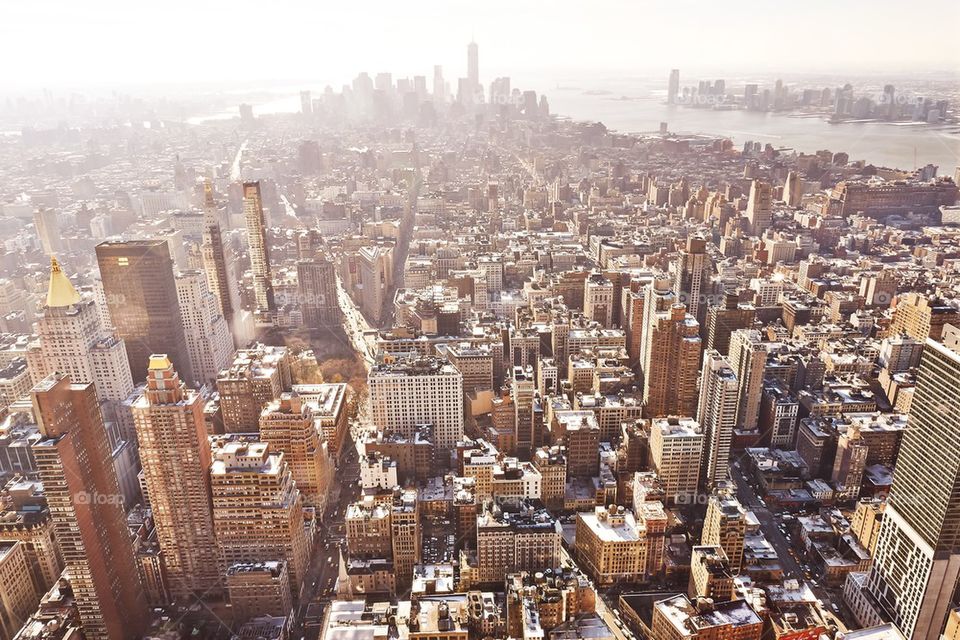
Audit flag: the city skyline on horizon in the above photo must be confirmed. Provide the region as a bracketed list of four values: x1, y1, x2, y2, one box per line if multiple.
[2, 0, 958, 90]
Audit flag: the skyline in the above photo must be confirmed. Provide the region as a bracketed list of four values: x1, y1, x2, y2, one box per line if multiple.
[3, 0, 959, 91]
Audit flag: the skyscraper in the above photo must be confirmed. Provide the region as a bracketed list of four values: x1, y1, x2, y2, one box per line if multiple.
[132, 355, 220, 601]
[96, 240, 194, 384]
[176, 270, 234, 386]
[784, 171, 803, 208]
[31, 374, 149, 639]
[467, 40, 479, 95]
[210, 438, 310, 596]
[746, 179, 772, 235]
[697, 350, 739, 488]
[864, 338, 960, 638]
[259, 392, 333, 511]
[30, 257, 140, 503]
[668, 69, 680, 105]
[296, 254, 341, 329]
[33, 208, 61, 256]
[243, 181, 276, 323]
[728, 329, 767, 432]
[201, 180, 235, 330]
[641, 279, 701, 418]
[672, 236, 713, 327]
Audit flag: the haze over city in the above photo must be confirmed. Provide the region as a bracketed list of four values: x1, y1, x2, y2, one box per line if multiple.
[0, 3, 958, 640]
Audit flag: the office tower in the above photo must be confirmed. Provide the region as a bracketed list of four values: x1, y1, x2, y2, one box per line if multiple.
[300, 90, 312, 116]
[131, 355, 220, 601]
[641, 279, 701, 418]
[433, 65, 445, 103]
[201, 180, 235, 329]
[784, 171, 803, 208]
[575, 505, 647, 586]
[467, 40, 479, 93]
[668, 69, 680, 105]
[728, 329, 766, 432]
[33, 257, 134, 419]
[746, 179, 772, 235]
[259, 392, 332, 511]
[33, 208, 61, 256]
[217, 344, 291, 433]
[96, 240, 193, 384]
[512, 366, 536, 457]
[31, 374, 149, 639]
[368, 357, 464, 448]
[702, 487, 747, 572]
[32, 258, 140, 503]
[672, 237, 713, 326]
[697, 350, 739, 488]
[243, 181, 276, 323]
[210, 439, 310, 596]
[176, 270, 234, 387]
[864, 340, 960, 638]
[650, 417, 704, 505]
[705, 291, 755, 355]
[296, 254, 341, 329]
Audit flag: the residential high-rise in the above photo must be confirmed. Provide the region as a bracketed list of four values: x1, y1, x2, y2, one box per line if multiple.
[864, 338, 960, 638]
[705, 291, 755, 355]
[132, 355, 220, 601]
[746, 179, 772, 235]
[96, 240, 193, 384]
[728, 329, 767, 432]
[176, 270, 234, 387]
[672, 237, 713, 327]
[259, 392, 333, 511]
[368, 357, 464, 448]
[200, 180, 235, 330]
[209, 438, 310, 596]
[650, 417, 704, 505]
[31, 374, 149, 639]
[217, 344, 292, 433]
[243, 181, 276, 323]
[668, 69, 680, 105]
[641, 279, 701, 418]
[697, 350, 739, 488]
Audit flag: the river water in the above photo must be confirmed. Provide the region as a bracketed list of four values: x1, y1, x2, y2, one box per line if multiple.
[191, 79, 960, 174]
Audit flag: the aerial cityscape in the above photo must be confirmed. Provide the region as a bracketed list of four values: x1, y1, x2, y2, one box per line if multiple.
[0, 2, 959, 640]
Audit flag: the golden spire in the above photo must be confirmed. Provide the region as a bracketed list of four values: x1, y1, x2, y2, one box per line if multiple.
[46, 256, 81, 308]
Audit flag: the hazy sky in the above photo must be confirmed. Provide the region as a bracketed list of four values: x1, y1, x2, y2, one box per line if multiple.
[5, 0, 959, 90]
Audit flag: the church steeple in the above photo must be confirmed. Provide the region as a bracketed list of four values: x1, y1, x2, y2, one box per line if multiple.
[46, 256, 82, 308]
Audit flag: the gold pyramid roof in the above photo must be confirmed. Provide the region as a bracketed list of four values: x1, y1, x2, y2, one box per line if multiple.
[46, 257, 82, 308]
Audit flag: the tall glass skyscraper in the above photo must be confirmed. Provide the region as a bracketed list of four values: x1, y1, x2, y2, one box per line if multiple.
[865, 337, 960, 638]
